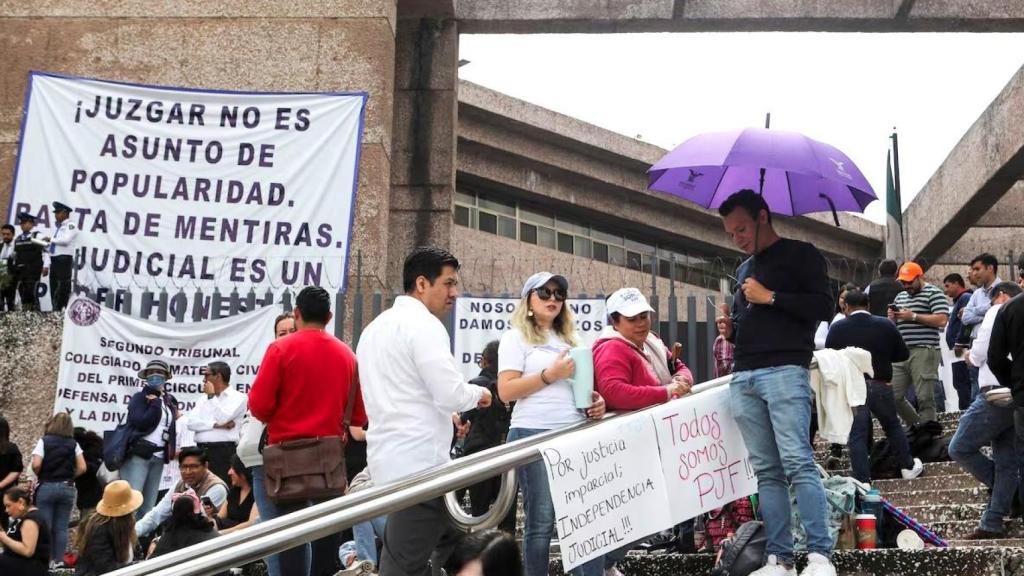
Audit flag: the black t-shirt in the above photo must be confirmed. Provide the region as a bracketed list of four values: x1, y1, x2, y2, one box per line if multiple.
[218, 487, 254, 529]
[5, 509, 50, 564]
[0, 444, 24, 490]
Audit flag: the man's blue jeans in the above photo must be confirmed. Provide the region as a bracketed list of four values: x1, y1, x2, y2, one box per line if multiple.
[508, 428, 605, 576]
[730, 365, 831, 564]
[848, 380, 914, 483]
[949, 394, 1017, 533]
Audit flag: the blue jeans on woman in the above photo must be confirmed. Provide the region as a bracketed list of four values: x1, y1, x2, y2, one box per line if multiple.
[339, 516, 387, 566]
[508, 428, 605, 576]
[730, 366, 832, 565]
[35, 482, 76, 562]
[251, 465, 282, 576]
[119, 454, 164, 518]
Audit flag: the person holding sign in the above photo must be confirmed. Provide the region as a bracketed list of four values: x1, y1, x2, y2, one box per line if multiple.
[593, 287, 693, 410]
[498, 271, 606, 576]
[716, 190, 836, 576]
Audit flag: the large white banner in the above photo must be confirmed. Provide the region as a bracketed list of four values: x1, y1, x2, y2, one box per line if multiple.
[541, 386, 758, 569]
[453, 297, 607, 382]
[9, 72, 367, 294]
[54, 296, 278, 433]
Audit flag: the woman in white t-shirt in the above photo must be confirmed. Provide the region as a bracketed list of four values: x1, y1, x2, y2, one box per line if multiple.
[498, 272, 605, 576]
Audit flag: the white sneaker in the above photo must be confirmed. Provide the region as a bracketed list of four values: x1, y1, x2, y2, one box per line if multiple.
[799, 552, 837, 576]
[605, 566, 625, 576]
[901, 457, 925, 480]
[750, 555, 797, 576]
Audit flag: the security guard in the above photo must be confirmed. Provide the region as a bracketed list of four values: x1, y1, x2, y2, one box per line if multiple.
[46, 202, 79, 310]
[12, 212, 48, 311]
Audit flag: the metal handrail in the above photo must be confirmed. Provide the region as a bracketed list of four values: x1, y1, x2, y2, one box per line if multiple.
[445, 469, 518, 532]
[109, 373, 734, 576]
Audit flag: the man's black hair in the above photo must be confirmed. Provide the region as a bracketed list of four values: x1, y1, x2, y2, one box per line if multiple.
[402, 247, 460, 293]
[943, 273, 966, 288]
[177, 446, 208, 465]
[481, 340, 499, 369]
[843, 289, 869, 309]
[878, 259, 898, 277]
[717, 189, 772, 225]
[0, 224, 14, 234]
[991, 281, 1023, 300]
[971, 253, 999, 274]
[295, 286, 331, 325]
[206, 361, 231, 384]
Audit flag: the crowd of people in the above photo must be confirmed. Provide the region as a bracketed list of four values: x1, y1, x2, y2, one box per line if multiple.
[0, 204, 78, 312]
[0, 189, 1023, 576]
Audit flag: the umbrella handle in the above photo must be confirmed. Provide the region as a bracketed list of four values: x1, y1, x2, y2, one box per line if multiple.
[819, 193, 841, 227]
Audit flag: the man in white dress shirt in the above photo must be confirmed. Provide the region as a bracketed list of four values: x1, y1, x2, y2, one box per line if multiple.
[357, 247, 492, 576]
[44, 202, 79, 310]
[187, 361, 247, 483]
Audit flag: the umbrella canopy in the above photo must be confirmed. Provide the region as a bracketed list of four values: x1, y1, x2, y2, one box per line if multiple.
[648, 127, 877, 218]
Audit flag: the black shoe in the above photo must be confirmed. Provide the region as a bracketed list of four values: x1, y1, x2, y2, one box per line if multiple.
[964, 528, 1004, 540]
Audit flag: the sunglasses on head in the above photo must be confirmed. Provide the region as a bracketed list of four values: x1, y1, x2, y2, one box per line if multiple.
[534, 286, 567, 301]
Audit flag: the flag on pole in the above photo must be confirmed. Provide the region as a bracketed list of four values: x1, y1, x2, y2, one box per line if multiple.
[885, 150, 905, 261]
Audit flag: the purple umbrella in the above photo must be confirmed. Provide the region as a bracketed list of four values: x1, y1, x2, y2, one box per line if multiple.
[648, 128, 877, 222]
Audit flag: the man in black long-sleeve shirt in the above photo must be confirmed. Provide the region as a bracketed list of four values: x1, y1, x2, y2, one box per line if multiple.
[825, 289, 920, 483]
[990, 291, 1024, 511]
[716, 190, 836, 576]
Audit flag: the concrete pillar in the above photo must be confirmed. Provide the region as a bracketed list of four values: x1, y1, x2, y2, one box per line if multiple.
[389, 1, 459, 286]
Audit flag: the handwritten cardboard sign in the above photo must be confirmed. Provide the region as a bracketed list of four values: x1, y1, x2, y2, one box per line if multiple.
[539, 413, 673, 571]
[650, 385, 758, 522]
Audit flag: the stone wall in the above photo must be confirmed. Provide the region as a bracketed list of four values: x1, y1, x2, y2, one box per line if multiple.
[0, 312, 63, 472]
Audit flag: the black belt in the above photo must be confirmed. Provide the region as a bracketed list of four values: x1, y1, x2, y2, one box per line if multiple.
[50, 254, 72, 260]
[197, 441, 237, 447]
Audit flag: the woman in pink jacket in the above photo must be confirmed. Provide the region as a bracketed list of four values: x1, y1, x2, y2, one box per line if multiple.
[593, 287, 694, 410]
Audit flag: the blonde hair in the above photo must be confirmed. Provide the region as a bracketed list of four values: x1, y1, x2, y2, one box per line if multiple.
[510, 293, 580, 347]
[44, 412, 74, 438]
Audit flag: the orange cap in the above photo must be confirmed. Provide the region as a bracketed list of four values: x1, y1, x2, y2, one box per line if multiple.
[897, 262, 924, 283]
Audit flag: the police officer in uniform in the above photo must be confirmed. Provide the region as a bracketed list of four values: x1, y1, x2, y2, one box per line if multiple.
[12, 212, 48, 311]
[45, 202, 79, 310]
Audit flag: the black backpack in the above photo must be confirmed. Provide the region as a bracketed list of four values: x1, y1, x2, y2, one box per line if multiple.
[869, 438, 902, 479]
[710, 520, 766, 576]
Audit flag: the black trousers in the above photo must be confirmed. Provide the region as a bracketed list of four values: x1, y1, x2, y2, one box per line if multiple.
[380, 497, 460, 576]
[197, 442, 236, 484]
[49, 255, 73, 310]
[15, 271, 41, 310]
[0, 284, 15, 311]
[951, 360, 973, 411]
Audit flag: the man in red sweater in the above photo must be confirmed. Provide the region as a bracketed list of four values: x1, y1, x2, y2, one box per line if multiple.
[249, 286, 367, 576]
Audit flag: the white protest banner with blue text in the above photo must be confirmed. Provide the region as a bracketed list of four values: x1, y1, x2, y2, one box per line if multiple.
[9, 72, 366, 296]
[54, 296, 278, 434]
[539, 413, 673, 571]
[453, 296, 606, 383]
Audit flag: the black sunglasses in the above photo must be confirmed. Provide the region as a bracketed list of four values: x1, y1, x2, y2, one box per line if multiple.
[534, 286, 567, 302]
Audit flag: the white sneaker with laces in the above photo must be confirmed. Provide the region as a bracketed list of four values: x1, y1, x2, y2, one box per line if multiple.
[750, 555, 797, 576]
[901, 457, 925, 480]
[799, 552, 837, 576]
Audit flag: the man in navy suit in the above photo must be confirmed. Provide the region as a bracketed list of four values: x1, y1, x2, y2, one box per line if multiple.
[826, 289, 922, 484]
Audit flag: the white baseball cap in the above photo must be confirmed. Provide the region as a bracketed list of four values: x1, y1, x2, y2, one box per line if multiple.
[606, 287, 654, 318]
[521, 272, 569, 299]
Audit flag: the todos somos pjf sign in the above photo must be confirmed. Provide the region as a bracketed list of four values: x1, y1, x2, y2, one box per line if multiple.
[8, 72, 367, 294]
[452, 297, 607, 382]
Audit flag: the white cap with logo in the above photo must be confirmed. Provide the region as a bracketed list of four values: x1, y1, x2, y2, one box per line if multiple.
[606, 287, 654, 319]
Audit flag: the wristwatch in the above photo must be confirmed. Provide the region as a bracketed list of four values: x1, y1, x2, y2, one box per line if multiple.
[912, 312, 918, 322]
[770, 292, 777, 306]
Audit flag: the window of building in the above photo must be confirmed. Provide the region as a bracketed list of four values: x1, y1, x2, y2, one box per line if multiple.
[537, 226, 557, 249]
[557, 232, 574, 254]
[574, 237, 592, 259]
[593, 242, 609, 263]
[479, 211, 498, 235]
[498, 216, 517, 240]
[520, 222, 538, 244]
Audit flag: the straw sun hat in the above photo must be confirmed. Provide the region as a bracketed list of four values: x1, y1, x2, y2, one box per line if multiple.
[96, 480, 144, 518]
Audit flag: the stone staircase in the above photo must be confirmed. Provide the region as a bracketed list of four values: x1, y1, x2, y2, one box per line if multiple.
[566, 410, 1024, 576]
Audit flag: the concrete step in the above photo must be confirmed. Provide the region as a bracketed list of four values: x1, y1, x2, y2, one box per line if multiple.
[870, 473, 981, 493]
[948, 538, 1024, 547]
[931, 520, 1024, 540]
[833, 460, 965, 480]
[589, 546, 1022, 576]
[899, 503, 987, 524]
[883, 486, 989, 508]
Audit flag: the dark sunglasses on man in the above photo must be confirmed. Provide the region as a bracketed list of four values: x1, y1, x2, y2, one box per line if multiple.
[533, 286, 567, 301]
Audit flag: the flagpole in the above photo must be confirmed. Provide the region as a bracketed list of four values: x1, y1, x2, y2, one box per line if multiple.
[890, 129, 907, 261]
